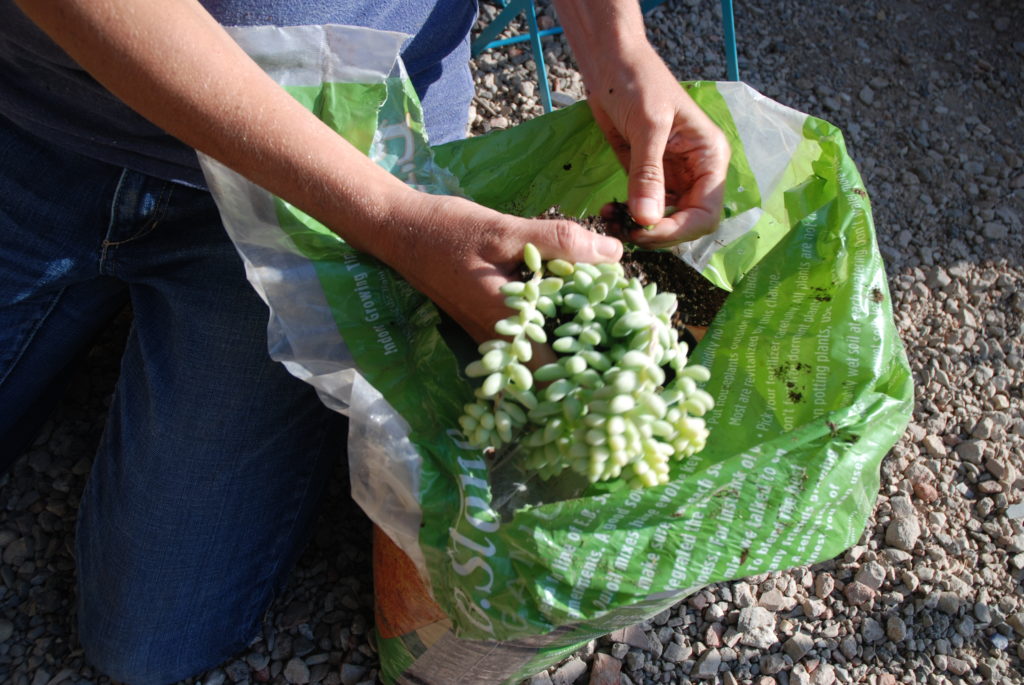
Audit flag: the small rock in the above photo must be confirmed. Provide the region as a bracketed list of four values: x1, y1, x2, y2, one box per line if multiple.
[609, 643, 629, 660]
[624, 651, 645, 672]
[2, 537, 31, 566]
[886, 616, 907, 641]
[1007, 611, 1024, 636]
[552, 656, 587, 685]
[885, 516, 921, 551]
[224, 661, 250, 682]
[946, 656, 970, 675]
[588, 653, 621, 685]
[937, 592, 961, 615]
[527, 672, 553, 685]
[814, 574, 835, 599]
[973, 417, 996, 440]
[957, 440, 986, 463]
[855, 561, 886, 591]
[982, 222, 1009, 240]
[912, 480, 939, 503]
[791, 663, 812, 685]
[858, 85, 875, 105]
[761, 653, 787, 675]
[339, 664, 367, 685]
[985, 456, 1011, 480]
[0, 619, 13, 643]
[758, 589, 796, 612]
[839, 636, 858, 659]
[201, 670, 227, 685]
[861, 617, 884, 643]
[737, 607, 778, 649]
[991, 633, 1010, 650]
[246, 653, 270, 671]
[608, 624, 649, 651]
[662, 642, 690, 663]
[843, 581, 876, 606]
[284, 658, 310, 685]
[921, 435, 946, 457]
[783, 632, 815, 661]
[802, 597, 826, 618]
[692, 649, 721, 680]
[733, 582, 756, 608]
[551, 92, 578, 108]
[811, 663, 836, 685]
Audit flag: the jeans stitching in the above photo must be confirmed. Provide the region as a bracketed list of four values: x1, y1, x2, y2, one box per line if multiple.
[0, 286, 66, 389]
[100, 175, 176, 262]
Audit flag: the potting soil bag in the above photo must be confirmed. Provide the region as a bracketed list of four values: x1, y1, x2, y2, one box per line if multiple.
[199, 24, 913, 685]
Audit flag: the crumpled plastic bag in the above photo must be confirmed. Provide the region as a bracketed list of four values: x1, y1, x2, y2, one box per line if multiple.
[199, 24, 913, 684]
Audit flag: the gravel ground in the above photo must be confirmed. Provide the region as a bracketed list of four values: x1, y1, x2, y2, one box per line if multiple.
[2, 0, 1023, 684]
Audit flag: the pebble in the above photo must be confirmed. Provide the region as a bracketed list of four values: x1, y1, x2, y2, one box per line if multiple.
[737, 607, 777, 649]
[551, 656, 586, 685]
[855, 561, 886, 591]
[662, 642, 689, 663]
[550, 91, 577, 108]
[587, 652, 621, 685]
[885, 516, 921, 551]
[692, 649, 721, 680]
[338, 664, 366, 685]
[784, 632, 814, 661]
[886, 616, 907, 642]
[861, 618, 885, 643]
[283, 658, 310, 685]
[843, 581, 876, 606]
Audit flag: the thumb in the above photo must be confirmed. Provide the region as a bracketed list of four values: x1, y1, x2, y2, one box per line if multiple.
[524, 217, 623, 265]
[627, 126, 670, 226]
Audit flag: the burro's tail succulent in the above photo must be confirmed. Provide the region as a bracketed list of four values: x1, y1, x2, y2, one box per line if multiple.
[458, 243, 714, 489]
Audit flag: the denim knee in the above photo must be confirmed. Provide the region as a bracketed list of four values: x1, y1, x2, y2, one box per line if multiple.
[80, 615, 258, 685]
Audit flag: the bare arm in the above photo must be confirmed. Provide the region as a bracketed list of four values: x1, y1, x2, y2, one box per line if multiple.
[15, 0, 623, 341]
[554, 0, 731, 245]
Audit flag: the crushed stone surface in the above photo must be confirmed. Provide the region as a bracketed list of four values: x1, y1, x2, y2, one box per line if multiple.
[2, 0, 1022, 683]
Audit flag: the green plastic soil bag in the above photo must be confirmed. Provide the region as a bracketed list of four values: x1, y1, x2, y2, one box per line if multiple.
[199, 25, 913, 685]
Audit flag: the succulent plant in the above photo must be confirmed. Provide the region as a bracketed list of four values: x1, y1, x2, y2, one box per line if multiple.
[458, 243, 713, 489]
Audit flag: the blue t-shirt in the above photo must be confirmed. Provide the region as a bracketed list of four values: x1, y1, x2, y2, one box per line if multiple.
[0, 1, 477, 187]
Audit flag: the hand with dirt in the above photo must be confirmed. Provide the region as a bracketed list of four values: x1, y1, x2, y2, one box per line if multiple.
[556, 1, 731, 247]
[370, 191, 623, 344]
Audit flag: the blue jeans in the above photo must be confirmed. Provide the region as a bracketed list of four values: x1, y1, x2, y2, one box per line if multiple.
[0, 117, 348, 684]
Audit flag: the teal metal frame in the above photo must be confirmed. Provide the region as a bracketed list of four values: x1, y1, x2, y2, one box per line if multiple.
[472, 0, 740, 113]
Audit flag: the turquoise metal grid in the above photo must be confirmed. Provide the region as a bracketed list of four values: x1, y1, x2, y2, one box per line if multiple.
[472, 0, 740, 113]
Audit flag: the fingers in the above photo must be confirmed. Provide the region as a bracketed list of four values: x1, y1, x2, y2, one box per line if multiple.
[629, 125, 730, 246]
[521, 217, 624, 264]
[626, 119, 672, 226]
[632, 168, 728, 246]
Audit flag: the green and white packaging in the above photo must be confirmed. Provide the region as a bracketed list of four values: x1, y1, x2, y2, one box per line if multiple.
[199, 24, 913, 685]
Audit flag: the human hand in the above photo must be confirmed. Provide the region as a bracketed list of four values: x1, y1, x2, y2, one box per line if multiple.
[369, 191, 623, 344]
[586, 46, 731, 248]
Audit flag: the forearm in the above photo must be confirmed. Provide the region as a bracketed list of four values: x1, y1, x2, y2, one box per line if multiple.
[14, 0, 414, 263]
[552, 0, 658, 91]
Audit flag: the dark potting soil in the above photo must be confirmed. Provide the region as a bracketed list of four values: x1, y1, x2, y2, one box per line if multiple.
[554, 203, 729, 329]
